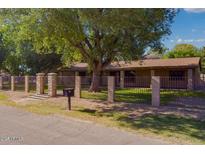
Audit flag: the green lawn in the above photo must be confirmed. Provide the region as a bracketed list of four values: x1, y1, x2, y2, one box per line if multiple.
[79, 108, 205, 144]
[81, 88, 205, 104]
[0, 91, 205, 144]
[81, 88, 151, 103]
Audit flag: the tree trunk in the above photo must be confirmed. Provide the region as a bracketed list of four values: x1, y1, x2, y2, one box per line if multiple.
[89, 66, 101, 92]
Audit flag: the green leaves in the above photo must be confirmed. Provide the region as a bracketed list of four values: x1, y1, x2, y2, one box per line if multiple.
[0, 8, 177, 75]
[164, 44, 201, 58]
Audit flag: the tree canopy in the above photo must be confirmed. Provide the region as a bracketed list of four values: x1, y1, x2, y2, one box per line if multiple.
[164, 44, 202, 58]
[164, 44, 205, 73]
[0, 8, 177, 91]
[0, 10, 63, 75]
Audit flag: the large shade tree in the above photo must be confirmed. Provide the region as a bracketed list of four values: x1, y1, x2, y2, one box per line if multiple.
[3, 41, 63, 75]
[164, 44, 201, 58]
[0, 11, 63, 75]
[164, 44, 205, 73]
[0, 8, 177, 91]
[0, 33, 10, 70]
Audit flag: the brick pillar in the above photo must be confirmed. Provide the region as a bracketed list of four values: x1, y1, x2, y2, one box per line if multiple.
[36, 73, 45, 95]
[25, 75, 29, 93]
[75, 76, 81, 98]
[152, 76, 160, 107]
[187, 69, 193, 90]
[108, 76, 115, 103]
[75, 71, 79, 76]
[48, 73, 57, 97]
[150, 70, 155, 88]
[0, 76, 3, 90]
[120, 70, 124, 88]
[11, 76, 15, 91]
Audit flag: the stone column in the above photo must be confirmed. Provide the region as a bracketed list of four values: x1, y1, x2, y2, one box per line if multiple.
[75, 76, 81, 98]
[0, 76, 3, 90]
[48, 73, 57, 97]
[11, 76, 15, 91]
[36, 73, 45, 95]
[108, 76, 115, 103]
[25, 75, 29, 93]
[120, 70, 125, 88]
[150, 70, 155, 88]
[152, 76, 160, 107]
[187, 69, 193, 90]
[75, 71, 79, 76]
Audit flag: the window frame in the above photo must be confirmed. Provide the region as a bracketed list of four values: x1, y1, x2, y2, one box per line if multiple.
[169, 70, 185, 81]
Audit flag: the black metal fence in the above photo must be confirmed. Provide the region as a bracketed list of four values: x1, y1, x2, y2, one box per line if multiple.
[160, 76, 188, 90]
[1, 75, 190, 91]
[124, 76, 151, 88]
[57, 76, 75, 89]
[2, 76, 11, 90]
[29, 76, 36, 92]
[14, 76, 25, 91]
[80, 76, 108, 90]
[2, 74, 205, 105]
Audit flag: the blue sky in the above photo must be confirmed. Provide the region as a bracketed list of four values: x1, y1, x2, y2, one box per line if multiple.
[163, 8, 205, 50]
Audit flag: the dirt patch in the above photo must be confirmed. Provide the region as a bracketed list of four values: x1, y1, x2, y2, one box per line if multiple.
[2, 91, 31, 102]
[2, 91, 205, 121]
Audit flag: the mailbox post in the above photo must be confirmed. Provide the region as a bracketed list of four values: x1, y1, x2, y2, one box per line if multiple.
[63, 88, 74, 110]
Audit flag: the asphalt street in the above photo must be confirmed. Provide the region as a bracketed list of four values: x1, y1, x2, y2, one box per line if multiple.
[0, 105, 167, 145]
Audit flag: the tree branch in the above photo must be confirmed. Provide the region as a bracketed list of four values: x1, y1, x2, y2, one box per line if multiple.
[84, 37, 93, 50]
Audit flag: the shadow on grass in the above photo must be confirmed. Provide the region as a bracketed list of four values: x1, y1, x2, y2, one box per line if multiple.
[160, 90, 205, 104]
[77, 106, 205, 143]
[117, 113, 205, 142]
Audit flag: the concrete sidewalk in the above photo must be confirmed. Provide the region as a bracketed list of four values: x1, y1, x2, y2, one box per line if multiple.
[0, 105, 167, 145]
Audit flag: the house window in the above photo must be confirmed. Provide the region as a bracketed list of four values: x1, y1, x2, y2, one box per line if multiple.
[79, 71, 86, 76]
[169, 70, 185, 80]
[125, 70, 136, 77]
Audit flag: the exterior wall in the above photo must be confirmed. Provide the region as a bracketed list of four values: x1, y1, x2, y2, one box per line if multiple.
[155, 68, 188, 89]
[124, 68, 189, 89]
[136, 69, 151, 76]
[57, 66, 201, 90]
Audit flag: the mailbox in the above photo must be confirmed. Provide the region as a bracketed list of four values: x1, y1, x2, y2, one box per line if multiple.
[63, 88, 74, 110]
[63, 88, 74, 97]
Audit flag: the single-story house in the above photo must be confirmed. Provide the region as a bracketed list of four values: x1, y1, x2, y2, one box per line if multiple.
[58, 57, 203, 89]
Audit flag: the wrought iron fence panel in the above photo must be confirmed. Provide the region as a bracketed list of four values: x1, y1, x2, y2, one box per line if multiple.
[114, 87, 152, 104]
[2, 76, 11, 90]
[29, 76, 36, 91]
[124, 76, 151, 88]
[81, 76, 108, 90]
[160, 76, 188, 90]
[14, 76, 25, 91]
[57, 76, 75, 90]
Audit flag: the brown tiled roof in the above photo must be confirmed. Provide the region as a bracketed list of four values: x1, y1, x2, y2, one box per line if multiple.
[69, 57, 201, 71]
